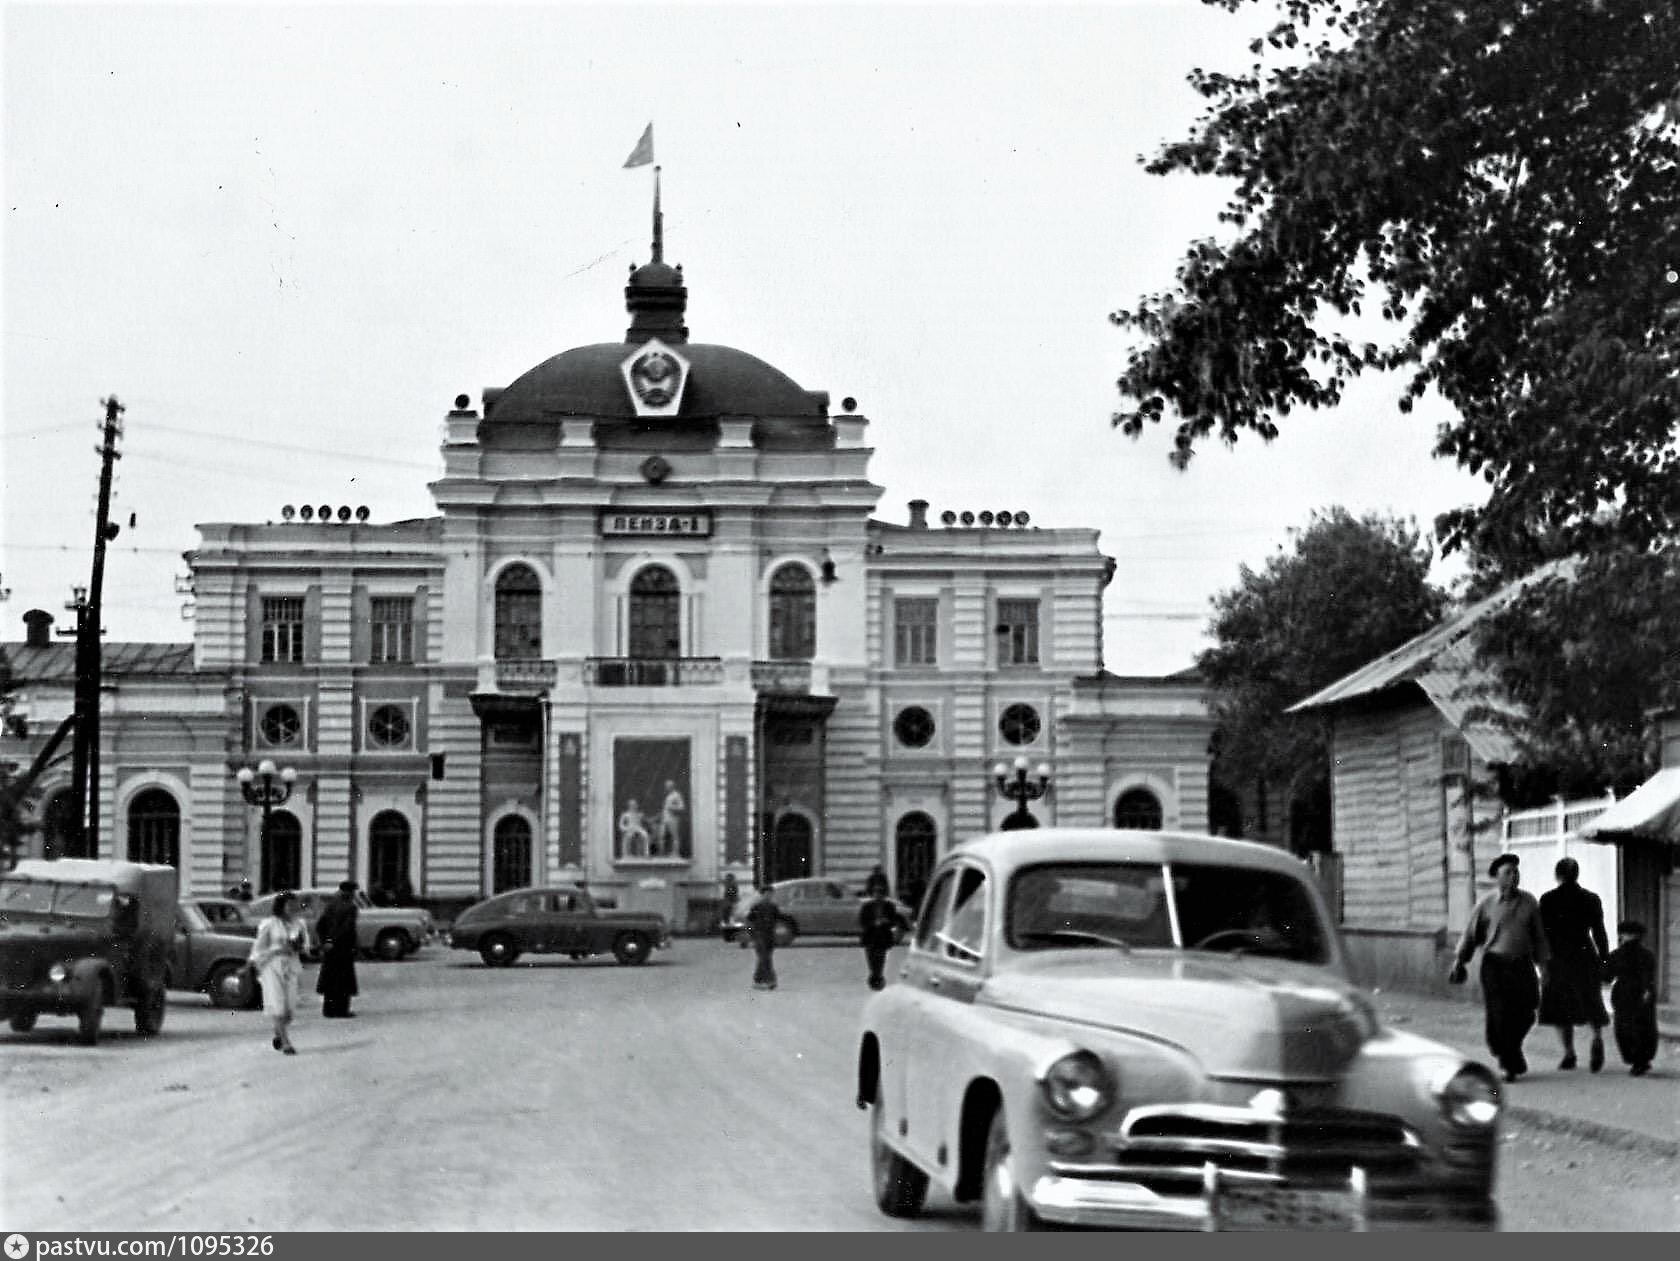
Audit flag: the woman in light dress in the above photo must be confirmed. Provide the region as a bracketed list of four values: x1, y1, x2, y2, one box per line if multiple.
[248, 890, 306, 1054]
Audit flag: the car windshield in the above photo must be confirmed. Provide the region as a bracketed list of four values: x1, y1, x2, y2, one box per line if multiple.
[1007, 861, 1329, 963]
[0, 877, 118, 920]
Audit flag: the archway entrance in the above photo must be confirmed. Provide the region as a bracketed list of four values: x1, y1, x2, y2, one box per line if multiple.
[368, 811, 411, 901]
[127, 788, 180, 867]
[41, 789, 81, 860]
[894, 812, 938, 909]
[1113, 788, 1163, 831]
[769, 813, 813, 882]
[492, 816, 533, 894]
[261, 810, 302, 892]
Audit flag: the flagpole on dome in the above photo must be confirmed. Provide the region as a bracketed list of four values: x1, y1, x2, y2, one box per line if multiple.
[652, 164, 663, 264]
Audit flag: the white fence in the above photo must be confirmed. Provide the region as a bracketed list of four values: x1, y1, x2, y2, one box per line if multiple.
[1501, 793, 1620, 928]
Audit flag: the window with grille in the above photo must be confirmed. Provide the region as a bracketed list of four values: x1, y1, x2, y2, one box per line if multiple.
[494, 565, 542, 659]
[893, 705, 936, 749]
[996, 598, 1040, 666]
[1114, 788, 1164, 831]
[629, 565, 681, 659]
[259, 703, 302, 747]
[261, 597, 305, 663]
[999, 702, 1041, 746]
[127, 788, 181, 867]
[894, 597, 938, 667]
[768, 563, 816, 660]
[370, 597, 414, 663]
[367, 703, 412, 749]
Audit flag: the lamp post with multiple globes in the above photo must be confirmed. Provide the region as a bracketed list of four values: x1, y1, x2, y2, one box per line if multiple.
[235, 759, 297, 890]
[993, 755, 1051, 831]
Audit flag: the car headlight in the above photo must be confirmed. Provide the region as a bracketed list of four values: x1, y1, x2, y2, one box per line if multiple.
[1040, 1051, 1115, 1122]
[47, 962, 70, 984]
[1437, 1064, 1502, 1128]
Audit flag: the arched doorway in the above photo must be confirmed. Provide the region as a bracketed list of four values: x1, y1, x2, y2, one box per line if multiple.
[769, 813, 813, 882]
[629, 565, 681, 659]
[261, 810, 302, 892]
[1113, 787, 1163, 831]
[368, 811, 411, 901]
[1209, 782, 1244, 838]
[894, 812, 938, 910]
[127, 788, 181, 867]
[41, 788, 81, 860]
[491, 816, 533, 894]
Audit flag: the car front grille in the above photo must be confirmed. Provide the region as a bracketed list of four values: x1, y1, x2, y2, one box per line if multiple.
[1087, 1103, 1423, 1194]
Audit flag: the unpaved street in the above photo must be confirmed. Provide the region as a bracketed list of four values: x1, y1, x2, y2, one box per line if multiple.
[3, 940, 1676, 1231]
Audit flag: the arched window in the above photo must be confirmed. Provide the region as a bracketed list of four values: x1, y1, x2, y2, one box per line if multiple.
[494, 564, 542, 659]
[770, 813, 813, 882]
[894, 812, 938, 909]
[127, 788, 181, 867]
[1113, 788, 1164, 831]
[42, 789, 81, 860]
[629, 565, 681, 659]
[768, 563, 816, 660]
[492, 816, 533, 895]
[368, 811, 411, 898]
[261, 810, 302, 892]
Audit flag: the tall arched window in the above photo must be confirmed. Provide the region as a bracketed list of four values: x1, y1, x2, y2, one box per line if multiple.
[628, 565, 681, 659]
[127, 788, 181, 867]
[492, 816, 533, 894]
[494, 564, 542, 659]
[368, 811, 411, 897]
[1113, 788, 1164, 831]
[261, 810, 302, 892]
[768, 563, 816, 660]
[894, 812, 938, 909]
[770, 813, 813, 882]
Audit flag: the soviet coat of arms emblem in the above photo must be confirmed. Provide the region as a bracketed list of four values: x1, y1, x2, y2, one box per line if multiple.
[620, 339, 690, 417]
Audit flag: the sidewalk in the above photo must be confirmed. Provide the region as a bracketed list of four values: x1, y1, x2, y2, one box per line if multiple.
[1372, 988, 1680, 1157]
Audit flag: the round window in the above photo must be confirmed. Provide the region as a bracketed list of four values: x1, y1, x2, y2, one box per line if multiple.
[893, 705, 936, 749]
[999, 702, 1041, 746]
[368, 704, 411, 748]
[260, 704, 301, 746]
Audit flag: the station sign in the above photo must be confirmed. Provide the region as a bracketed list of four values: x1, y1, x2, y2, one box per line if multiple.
[599, 510, 713, 538]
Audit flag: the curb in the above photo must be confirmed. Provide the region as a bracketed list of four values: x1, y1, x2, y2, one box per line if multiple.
[1505, 1104, 1680, 1160]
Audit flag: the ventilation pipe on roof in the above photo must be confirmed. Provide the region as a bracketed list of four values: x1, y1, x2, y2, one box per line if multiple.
[908, 500, 929, 530]
[23, 608, 53, 649]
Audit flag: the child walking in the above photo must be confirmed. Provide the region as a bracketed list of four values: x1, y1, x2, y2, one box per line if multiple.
[1604, 919, 1659, 1077]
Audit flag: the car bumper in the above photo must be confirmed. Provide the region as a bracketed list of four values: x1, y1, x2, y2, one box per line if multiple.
[0, 978, 95, 1017]
[1027, 1172, 1498, 1232]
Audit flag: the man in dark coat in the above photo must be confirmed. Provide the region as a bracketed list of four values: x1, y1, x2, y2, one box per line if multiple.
[1537, 857, 1609, 1071]
[1450, 852, 1550, 1081]
[744, 883, 780, 991]
[1605, 920, 1659, 1076]
[858, 871, 911, 991]
[316, 880, 361, 1018]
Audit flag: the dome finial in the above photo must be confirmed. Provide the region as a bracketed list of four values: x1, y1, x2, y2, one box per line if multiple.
[651, 165, 664, 264]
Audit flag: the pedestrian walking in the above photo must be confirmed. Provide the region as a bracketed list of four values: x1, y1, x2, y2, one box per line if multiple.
[718, 872, 740, 932]
[1604, 919, 1659, 1077]
[248, 890, 306, 1054]
[1449, 852, 1550, 1082]
[316, 880, 361, 1019]
[858, 872, 911, 991]
[745, 882, 780, 990]
[1537, 857, 1609, 1071]
[228, 877, 254, 903]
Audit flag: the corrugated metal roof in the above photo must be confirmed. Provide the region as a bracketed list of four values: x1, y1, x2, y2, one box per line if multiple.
[1, 642, 196, 682]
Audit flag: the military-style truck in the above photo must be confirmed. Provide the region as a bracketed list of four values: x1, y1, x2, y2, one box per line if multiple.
[1, 858, 178, 1045]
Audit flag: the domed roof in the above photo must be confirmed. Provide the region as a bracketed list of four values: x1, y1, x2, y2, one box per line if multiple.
[488, 342, 828, 421]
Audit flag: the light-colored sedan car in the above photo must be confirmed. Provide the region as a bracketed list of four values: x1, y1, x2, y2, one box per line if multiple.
[856, 829, 1503, 1232]
[721, 877, 915, 947]
[248, 888, 432, 961]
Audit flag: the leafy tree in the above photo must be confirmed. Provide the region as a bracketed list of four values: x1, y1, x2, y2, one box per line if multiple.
[1197, 507, 1446, 842]
[1112, 0, 1680, 564]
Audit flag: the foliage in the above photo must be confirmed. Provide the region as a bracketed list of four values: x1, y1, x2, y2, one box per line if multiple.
[1467, 546, 1680, 802]
[1197, 507, 1446, 793]
[1112, 0, 1680, 563]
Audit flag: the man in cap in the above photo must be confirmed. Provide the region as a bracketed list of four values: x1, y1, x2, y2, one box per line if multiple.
[316, 880, 361, 1018]
[1450, 852, 1550, 1081]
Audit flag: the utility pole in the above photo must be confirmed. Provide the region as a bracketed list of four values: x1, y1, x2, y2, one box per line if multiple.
[66, 396, 124, 859]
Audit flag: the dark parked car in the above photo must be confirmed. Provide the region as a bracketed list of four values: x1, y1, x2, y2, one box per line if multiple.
[722, 877, 915, 947]
[170, 902, 264, 1009]
[446, 885, 670, 967]
[1, 858, 176, 1044]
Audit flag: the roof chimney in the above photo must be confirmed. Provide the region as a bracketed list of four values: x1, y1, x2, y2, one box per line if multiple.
[22, 608, 53, 648]
[908, 499, 929, 530]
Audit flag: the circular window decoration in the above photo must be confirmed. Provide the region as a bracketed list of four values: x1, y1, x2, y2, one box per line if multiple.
[893, 705, 936, 749]
[260, 704, 301, 746]
[999, 703, 1041, 746]
[368, 704, 411, 749]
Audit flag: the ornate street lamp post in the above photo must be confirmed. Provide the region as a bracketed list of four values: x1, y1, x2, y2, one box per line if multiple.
[235, 758, 297, 890]
[993, 755, 1051, 831]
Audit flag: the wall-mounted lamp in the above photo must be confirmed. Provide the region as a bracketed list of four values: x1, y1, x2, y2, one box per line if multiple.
[820, 549, 838, 585]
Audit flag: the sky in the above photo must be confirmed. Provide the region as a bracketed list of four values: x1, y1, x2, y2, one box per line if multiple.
[1, 0, 1490, 677]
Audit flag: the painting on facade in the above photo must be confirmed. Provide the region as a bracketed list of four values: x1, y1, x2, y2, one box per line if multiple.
[613, 738, 691, 860]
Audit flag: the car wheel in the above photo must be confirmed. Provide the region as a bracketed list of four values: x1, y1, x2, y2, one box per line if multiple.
[772, 917, 797, 949]
[134, 982, 167, 1036]
[612, 932, 652, 966]
[374, 929, 409, 962]
[8, 1011, 38, 1033]
[479, 934, 519, 967]
[870, 1098, 928, 1217]
[77, 991, 103, 1047]
[980, 1110, 1044, 1231]
[208, 961, 256, 1010]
